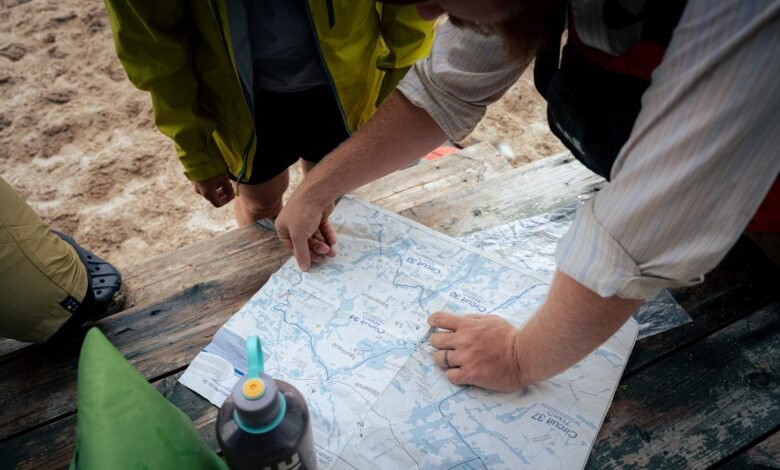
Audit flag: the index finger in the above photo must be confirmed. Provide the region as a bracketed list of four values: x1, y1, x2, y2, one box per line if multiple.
[291, 232, 312, 272]
[427, 311, 461, 331]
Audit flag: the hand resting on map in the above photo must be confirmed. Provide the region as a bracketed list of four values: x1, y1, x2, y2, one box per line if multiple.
[275, 193, 337, 271]
[429, 312, 526, 392]
[428, 270, 642, 392]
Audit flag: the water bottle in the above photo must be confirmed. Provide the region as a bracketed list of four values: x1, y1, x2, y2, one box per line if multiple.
[217, 336, 317, 470]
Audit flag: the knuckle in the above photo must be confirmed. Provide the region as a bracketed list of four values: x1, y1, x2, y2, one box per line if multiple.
[452, 333, 466, 347]
[449, 369, 468, 385]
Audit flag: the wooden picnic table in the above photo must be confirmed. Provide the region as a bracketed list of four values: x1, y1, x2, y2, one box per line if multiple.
[1, 144, 778, 469]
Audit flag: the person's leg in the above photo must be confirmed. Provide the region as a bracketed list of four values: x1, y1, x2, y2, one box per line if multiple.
[0, 177, 88, 343]
[232, 168, 290, 225]
[298, 85, 351, 174]
[232, 85, 302, 226]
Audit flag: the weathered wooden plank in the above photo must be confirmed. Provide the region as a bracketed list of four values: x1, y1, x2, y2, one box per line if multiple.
[0, 377, 220, 470]
[0, 412, 75, 470]
[121, 225, 280, 311]
[719, 429, 780, 469]
[351, 142, 512, 213]
[399, 153, 605, 237]
[626, 237, 780, 376]
[0, 373, 189, 470]
[587, 302, 780, 469]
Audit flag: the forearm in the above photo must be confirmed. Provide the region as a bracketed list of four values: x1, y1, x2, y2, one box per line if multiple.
[295, 92, 447, 206]
[514, 270, 641, 386]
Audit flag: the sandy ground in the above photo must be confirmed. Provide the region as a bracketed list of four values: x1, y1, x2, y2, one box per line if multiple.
[0, 0, 564, 271]
[458, 71, 565, 166]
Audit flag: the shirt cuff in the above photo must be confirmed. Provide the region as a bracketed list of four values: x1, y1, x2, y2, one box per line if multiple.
[180, 150, 229, 182]
[555, 199, 703, 300]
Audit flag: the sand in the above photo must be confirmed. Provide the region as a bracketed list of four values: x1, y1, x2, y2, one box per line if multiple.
[0, 0, 564, 271]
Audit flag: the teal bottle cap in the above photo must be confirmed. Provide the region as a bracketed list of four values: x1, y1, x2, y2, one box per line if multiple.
[246, 335, 264, 378]
[233, 335, 285, 434]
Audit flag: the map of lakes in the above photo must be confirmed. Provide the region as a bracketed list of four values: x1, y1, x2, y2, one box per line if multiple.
[180, 196, 638, 469]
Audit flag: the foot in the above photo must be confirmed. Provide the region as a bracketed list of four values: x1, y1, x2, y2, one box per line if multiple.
[53, 231, 125, 321]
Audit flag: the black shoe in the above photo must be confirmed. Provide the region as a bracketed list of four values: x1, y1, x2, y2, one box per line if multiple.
[47, 231, 125, 342]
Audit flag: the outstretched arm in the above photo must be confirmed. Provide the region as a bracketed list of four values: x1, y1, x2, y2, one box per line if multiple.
[429, 0, 780, 391]
[276, 20, 529, 269]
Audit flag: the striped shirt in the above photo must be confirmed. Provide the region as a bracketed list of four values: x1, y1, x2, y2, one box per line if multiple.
[397, 0, 780, 299]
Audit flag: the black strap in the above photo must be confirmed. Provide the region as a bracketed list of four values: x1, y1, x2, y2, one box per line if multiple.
[533, 0, 567, 100]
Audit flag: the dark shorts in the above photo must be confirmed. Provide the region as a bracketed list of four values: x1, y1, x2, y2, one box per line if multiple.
[230, 84, 350, 185]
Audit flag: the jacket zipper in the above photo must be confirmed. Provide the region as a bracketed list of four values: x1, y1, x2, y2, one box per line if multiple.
[326, 0, 336, 28]
[303, 0, 351, 136]
[211, 0, 256, 195]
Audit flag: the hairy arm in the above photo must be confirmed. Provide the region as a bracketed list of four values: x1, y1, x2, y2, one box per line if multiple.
[277, 20, 528, 269]
[514, 271, 641, 385]
[299, 93, 446, 206]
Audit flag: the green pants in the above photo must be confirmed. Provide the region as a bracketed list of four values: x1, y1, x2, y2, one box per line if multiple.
[0, 177, 88, 343]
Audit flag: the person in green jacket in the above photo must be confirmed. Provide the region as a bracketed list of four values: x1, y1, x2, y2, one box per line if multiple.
[104, 1, 434, 259]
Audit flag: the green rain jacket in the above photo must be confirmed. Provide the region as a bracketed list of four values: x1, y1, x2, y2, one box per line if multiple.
[104, 1, 435, 182]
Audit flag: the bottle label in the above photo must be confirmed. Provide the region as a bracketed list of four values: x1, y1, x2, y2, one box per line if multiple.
[262, 452, 302, 470]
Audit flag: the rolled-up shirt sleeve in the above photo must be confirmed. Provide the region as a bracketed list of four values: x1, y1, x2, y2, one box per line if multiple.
[556, 0, 780, 299]
[397, 20, 528, 141]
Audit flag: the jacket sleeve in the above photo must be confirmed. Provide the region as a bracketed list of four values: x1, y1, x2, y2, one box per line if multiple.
[375, 4, 435, 106]
[103, 0, 227, 182]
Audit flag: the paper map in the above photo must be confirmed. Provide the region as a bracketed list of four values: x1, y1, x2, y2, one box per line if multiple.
[180, 196, 638, 469]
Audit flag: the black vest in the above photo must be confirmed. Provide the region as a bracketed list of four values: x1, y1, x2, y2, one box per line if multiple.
[535, 1, 688, 180]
